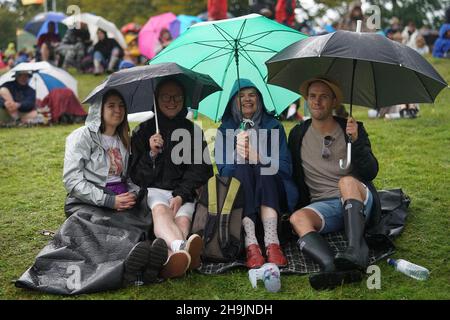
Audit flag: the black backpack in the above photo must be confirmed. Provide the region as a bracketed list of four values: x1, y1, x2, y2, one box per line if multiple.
[191, 175, 245, 263]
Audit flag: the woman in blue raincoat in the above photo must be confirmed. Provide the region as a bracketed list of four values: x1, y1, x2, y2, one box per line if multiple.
[214, 78, 298, 269]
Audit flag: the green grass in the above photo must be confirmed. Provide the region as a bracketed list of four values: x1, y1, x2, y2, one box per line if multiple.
[1, 61, 449, 300]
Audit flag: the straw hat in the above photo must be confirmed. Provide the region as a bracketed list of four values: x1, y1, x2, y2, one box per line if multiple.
[299, 77, 344, 107]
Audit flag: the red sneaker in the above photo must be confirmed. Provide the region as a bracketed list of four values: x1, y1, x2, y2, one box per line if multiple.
[246, 244, 265, 269]
[266, 243, 287, 267]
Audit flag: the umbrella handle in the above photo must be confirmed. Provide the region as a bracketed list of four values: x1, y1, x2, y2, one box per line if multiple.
[339, 142, 352, 170]
[152, 90, 160, 134]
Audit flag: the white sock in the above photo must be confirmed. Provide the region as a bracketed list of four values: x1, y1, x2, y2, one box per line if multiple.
[242, 217, 258, 247]
[263, 217, 279, 247]
[170, 240, 185, 252]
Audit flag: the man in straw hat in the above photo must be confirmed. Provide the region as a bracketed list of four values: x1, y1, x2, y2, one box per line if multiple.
[0, 70, 38, 124]
[287, 77, 381, 290]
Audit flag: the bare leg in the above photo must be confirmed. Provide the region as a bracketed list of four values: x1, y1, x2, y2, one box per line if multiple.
[260, 205, 277, 220]
[152, 204, 185, 250]
[20, 110, 38, 123]
[174, 216, 191, 240]
[290, 208, 323, 237]
[41, 43, 50, 62]
[338, 176, 366, 202]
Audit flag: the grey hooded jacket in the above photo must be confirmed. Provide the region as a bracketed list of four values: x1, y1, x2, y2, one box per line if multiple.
[63, 97, 139, 209]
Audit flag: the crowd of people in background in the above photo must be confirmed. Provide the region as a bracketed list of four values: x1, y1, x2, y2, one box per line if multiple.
[2, 2, 449, 74]
[1, 1, 449, 126]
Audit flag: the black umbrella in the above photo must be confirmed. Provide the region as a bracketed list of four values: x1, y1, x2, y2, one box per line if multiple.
[266, 29, 448, 168]
[83, 63, 222, 132]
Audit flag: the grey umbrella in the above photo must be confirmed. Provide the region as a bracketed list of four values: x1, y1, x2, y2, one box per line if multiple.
[83, 62, 222, 132]
[266, 28, 448, 168]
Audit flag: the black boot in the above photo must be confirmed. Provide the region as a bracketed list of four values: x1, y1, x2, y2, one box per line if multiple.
[299, 232, 363, 290]
[335, 199, 369, 271]
[298, 231, 335, 272]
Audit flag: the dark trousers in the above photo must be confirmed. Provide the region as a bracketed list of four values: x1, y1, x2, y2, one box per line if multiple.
[233, 164, 285, 224]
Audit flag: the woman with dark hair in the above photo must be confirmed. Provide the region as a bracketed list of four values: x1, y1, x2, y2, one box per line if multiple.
[15, 89, 168, 295]
[154, 28, 173, 55]
[63, 89, 134, 204]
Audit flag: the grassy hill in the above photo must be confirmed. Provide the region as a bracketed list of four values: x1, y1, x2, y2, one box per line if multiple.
[0, 57, 449, 300]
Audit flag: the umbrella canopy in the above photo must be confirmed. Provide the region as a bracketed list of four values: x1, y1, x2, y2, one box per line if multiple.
[121, 22, 141, 35]
[138, 12, 178, 59]
[150, 13, 308, 122]
[0, 61, 78, 100]
[169, 15, 204, 38]
[266, 30, 448, 111]
[24, 11, 67, 37]
[197, 11, 234, 21]
[63, 13, 127, 49]
[83, 62, 222, 115]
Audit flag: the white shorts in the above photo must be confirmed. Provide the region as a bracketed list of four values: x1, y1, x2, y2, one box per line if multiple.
[147, 188, 196, 220]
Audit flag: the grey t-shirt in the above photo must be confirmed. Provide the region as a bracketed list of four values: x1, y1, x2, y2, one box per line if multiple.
[301, 124, 351, 202]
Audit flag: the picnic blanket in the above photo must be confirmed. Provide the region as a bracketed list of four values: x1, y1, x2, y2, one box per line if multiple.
[197, 189, 410, 275]
[14, 189, 409, 294]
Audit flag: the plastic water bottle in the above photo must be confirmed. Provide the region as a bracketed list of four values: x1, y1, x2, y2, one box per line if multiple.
[248, 263, 281, 293]
[387, 258, 430, 281]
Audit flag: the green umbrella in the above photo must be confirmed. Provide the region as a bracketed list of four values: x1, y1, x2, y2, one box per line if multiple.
[149, 14, 308, 122]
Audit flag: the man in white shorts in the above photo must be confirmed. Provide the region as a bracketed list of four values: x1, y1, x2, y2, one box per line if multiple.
[130, 78, 214, 279]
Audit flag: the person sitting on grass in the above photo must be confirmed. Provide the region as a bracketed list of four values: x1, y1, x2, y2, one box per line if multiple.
[214, 79, 299, 269]
[93, 29, 124, 75]
[0, 70, 38, 125]
[288, 77, 381, 290]
[63, 89, 168, 287]
[37, 21, 61, 64]
[129, 78, 214, 279]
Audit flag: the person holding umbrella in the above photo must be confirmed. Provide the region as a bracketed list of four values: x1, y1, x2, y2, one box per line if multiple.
[63, 89, 169, 288]
[287, 77, 379, 289]
[215, 78, 298, 269]
[129, 78, 214, 279]
[37, 21, 61, 63]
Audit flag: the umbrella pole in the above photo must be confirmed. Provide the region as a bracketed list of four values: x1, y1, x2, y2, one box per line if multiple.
[153, 91, 160, 134]
[339, 56, 357, 171]
[234, 42, 245, 131]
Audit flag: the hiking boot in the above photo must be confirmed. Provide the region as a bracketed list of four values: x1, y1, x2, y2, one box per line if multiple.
[123, 240, 152, 286]
[180, 234, 203, 271]
[142, 238, 168, 283]
[159, 250, 191, 279]
[266, 243, 288, 267]
[246, 244, 265, 269]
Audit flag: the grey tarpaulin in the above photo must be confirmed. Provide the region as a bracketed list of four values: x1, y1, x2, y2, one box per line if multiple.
[15, 196, 153, 295]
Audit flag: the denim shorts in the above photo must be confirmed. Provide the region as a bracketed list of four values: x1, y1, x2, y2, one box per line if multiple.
[304, 186, 373, 234]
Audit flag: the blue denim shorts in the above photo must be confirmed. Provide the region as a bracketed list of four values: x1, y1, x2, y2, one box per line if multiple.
[304, 186, 373, 234]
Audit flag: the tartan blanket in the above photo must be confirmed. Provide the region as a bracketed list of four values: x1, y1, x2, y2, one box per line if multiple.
[197, 188, 409, 275]
[197, 232, 394, 275]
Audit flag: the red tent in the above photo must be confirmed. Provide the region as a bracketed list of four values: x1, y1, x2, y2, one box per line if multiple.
[39, 88, 86, 123]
